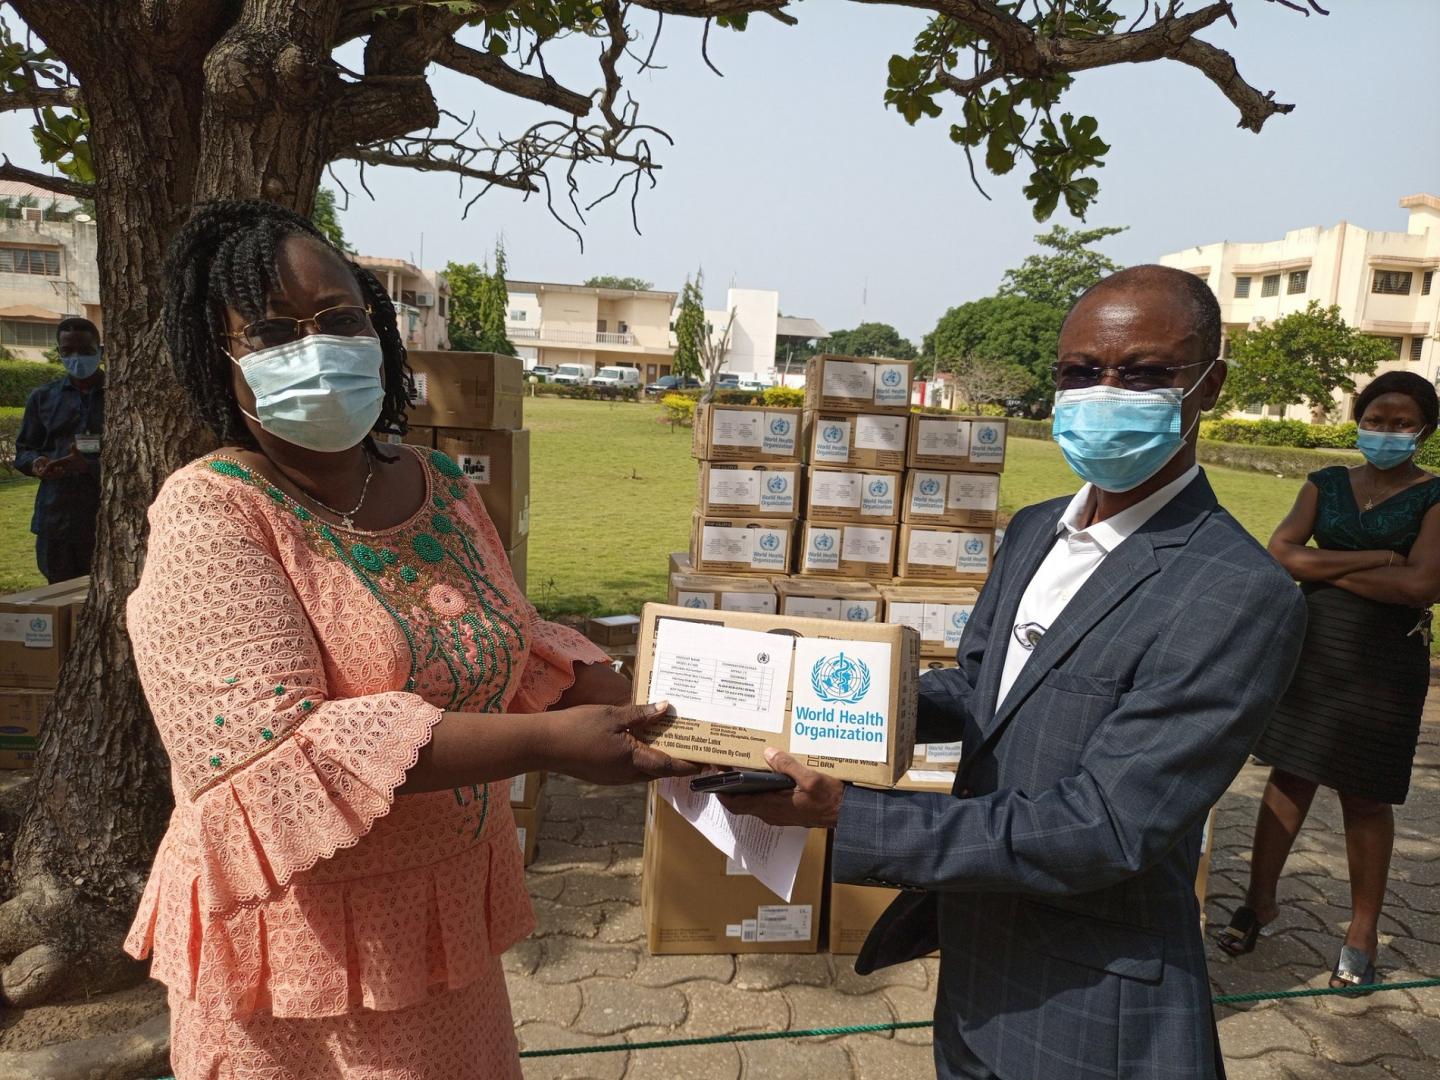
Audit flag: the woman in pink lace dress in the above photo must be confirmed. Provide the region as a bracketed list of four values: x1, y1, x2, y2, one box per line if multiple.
[125, 201, 692, 1079]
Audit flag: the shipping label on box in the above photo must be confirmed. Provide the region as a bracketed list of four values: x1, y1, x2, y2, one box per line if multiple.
[804, 356, 913, 414]
[881, 585, 980, 656]
[775, 579, 881, 625]
[969, 419, 1007, 467]
[797, 523, 896, 581]
[903, 471, 1000, 527]
[805, 468, 900, 524]
[693, 405, 802, 463]
[633, 604, 919, 786]
[805, 412, 907, 471]
[699, 463, 800, 518]
[897, 525, 992, 583]
[669, 572, 778, 614]
[509, 770, 547, 808]
[691, 514, 793, 575]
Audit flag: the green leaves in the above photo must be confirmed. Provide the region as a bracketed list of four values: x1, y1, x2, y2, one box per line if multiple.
[30, 104, 92, 184]
[998, 223, 1126, 309]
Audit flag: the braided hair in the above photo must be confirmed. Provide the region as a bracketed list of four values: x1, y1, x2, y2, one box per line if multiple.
[163, 198, 411, 451]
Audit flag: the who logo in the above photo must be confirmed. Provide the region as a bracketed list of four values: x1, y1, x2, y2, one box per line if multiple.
[767, 475, 789, 493]
[919, 477, 942, 497]
[759, 533, 781, 552]
[683, 597, 708, 609]
[812, 532, 836, 552]
[976, 426, 999, 445]
[769, 417, 791, 436]
[810, 652, 871, 705]
[964, 537, 985, 555]
[822, 425, 844, 443]
[867, 479, 890, 498]
[951, 609, 969, 629]
[845, 605, 870, 622]
[880, 369, 903, 388]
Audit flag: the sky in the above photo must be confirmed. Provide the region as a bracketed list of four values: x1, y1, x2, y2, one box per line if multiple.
[4, 2, 1438, 342]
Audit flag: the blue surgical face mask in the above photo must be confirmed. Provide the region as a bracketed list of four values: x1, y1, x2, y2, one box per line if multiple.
[1052, 368, 1212, 493]
[231, 334, 384, 453]
[1357, 429, 1419, 471]
[62, 349, 101, 380]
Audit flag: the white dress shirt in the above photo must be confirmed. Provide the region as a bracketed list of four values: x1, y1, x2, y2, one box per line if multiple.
[995, 466, 1200, 714]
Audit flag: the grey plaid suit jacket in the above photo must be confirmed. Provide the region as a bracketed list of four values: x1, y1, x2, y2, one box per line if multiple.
[833, 471, 1307, 1080]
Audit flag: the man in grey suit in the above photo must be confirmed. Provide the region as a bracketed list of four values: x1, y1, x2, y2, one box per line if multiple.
[724, 266, 1307, 1079]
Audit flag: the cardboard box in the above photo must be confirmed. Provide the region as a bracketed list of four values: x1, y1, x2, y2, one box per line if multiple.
[0, 689, 47, 769]
[508, 770, 547, 809]
[377, 426, 435, 449]
[690, 513, 794, 576]
[643, 788, 826, 954]
[804, 468, 901, 525]
[669, 551, 692, 576]
[803, 355, 913, 415]
[435, 428, 531, 549]
[406, 351, 524, 430]
[0, 578, 87, 690]
[668, 572, 777, 614]
[587, 615, 641, 648]
[693, 404, 803, 464]
[804, 412, 908, 471]
[513, 794, 545, 868]
[633, 603, 920, 786]
[1195, 805, 1218, 922]
[896, 525, 993, 585]
[829, 882, 900, 955]
[903, 470, 1000, 528]
[698, 462, 801, 519]
[796, 522, 897, 581]
[880, 585, 980, 657]
[774, 579, 881, 623]
[919, 659, 959, 674]
[505, 540, 527, 593]
[907, 415, 1007, 473]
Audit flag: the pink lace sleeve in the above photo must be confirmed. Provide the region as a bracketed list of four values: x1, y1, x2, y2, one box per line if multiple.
[509, 607, 615, 713]
[127, 466, 443, 917]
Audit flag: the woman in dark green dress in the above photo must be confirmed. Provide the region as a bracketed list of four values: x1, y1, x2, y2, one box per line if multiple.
[1216, 372, 1440, 989]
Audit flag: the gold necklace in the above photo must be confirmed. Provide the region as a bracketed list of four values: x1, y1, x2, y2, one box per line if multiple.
[1361, 468, 1419, 512]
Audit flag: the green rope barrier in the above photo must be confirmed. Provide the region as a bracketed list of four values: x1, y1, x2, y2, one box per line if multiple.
[149, 976, 1440, 1075]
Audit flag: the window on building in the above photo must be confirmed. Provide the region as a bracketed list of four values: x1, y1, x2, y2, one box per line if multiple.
[1287, 269, 1309, 295]
[1233, 276, 1251, 298]
[1383, 336, 1404, 357]
[0, 246, 60, 275]
[0, 320, 57, 347]
[1423, 270, 1434, 296]
[437, 297, 447, 317]
[1372, 270, 1413, 295]
[509, 309, 526, 321]
[596, 319, 607, 333]
[1411, 336, 1425, 363]
[1261, 274, 1280, 298]
[618, 321, 629, 334]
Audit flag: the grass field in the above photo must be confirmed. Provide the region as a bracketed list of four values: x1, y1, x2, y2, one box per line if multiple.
[0, 398, 1331, 614]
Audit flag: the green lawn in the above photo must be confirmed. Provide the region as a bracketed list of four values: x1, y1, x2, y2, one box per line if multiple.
[0, 479, 39, 595]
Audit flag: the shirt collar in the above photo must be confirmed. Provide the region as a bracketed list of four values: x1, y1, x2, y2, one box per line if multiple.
[1055, 465, 1201, 553]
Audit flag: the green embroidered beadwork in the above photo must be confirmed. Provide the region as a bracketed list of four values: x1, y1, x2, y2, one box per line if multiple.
[274, 684, 285, 696]
[380, 548, 399, 566]
[293, 505, 312, 522]
[214, 715, 225, 727]
[210, 754, 222, 768]
[261, 728, 274, 741]
[430, 451, 464, 479]
[351, 544, 385, 573]
[265, 485, 287, 505]
[399, 565, 419, 584]
[412, 533, 444, 564]
[432, 513, 455, 535]
[432, 493, 447, 511]
[300, 700, 314, 712]
[208, 460, 249, 480]
[223, 676, 239, 685]
[448, 483, 464, 500]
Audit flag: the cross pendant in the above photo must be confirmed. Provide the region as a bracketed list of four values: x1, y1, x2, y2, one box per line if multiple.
[340, 515, 354, 529]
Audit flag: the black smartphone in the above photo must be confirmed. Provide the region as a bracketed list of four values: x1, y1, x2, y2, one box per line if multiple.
[689, 769, 797, 795]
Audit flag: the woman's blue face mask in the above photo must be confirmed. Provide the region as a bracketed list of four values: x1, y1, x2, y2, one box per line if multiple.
[1356, 429, 1420, 471]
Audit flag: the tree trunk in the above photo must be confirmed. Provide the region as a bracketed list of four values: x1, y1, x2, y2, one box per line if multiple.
[0, 0, 333, 1009]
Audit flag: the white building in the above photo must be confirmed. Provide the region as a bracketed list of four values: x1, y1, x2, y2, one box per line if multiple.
[693, 286, 827, 384]
[0, 181, 100, 360]
[505, 280, 678, 383]
[354, 255, 451, 351]
[1159, 194, 1440, 420]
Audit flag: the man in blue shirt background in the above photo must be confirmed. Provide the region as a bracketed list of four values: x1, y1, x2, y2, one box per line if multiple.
[13, 316, 105, 583]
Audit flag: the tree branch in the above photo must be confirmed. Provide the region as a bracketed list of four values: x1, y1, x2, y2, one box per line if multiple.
[337, 146, 539, 192]
[0, 85, 82, 114]
[0, 159, 93, 199]
[434, 39, 591, 117]
[1167, 36, 1294, 132]
[327, 74, 439, 157]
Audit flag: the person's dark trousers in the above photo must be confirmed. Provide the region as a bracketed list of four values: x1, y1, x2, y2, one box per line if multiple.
[934, 981, 1002, 1079]
[36, 532, 95, 584]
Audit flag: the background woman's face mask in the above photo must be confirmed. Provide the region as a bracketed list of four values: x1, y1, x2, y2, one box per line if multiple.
[231, 334, 384, 453]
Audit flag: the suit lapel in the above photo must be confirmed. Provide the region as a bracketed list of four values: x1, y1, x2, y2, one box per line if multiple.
[974, 472, 1220, 743]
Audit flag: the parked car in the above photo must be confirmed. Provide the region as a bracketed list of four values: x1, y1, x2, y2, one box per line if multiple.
[528, 365, 557, 383]
[551, 362, 595, 386]
[645, 374, 702, 395]
[737, 378, 770, 393]
[716, 373, 741, 388]
[590, 366, 643, 393]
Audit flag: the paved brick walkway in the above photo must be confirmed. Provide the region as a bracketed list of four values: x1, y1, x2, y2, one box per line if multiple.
[508, 711, 1440, 1079]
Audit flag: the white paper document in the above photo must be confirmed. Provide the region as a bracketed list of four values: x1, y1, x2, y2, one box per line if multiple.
[659, 777, 809, 902]
[649, 619, 793, 733]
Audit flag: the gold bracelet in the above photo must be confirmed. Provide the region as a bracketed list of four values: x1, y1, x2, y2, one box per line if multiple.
[1388, 552, 1396, 568]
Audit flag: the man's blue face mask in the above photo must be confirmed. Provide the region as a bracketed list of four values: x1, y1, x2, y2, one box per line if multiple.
[1050, 363, 1214, 493]
[61, 348, 102, 379]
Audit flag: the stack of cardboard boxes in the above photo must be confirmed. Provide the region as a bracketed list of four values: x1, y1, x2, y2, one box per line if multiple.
[390, 351, 530, 590]
[509, 770, 547, 867]
[0, 578, 89, 769]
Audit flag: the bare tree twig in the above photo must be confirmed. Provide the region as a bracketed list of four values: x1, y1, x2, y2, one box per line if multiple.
[338, 146, 540, 191]
[434, 39, 592, 116]
[0, 158, 92, 198]
[0, 84, 82, 113]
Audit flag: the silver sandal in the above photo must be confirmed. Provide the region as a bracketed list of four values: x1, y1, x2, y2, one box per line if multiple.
[1330, 945, 1378, 994]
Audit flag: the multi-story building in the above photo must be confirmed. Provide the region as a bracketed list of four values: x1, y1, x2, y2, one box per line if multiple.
[0, 181, 100, 360]
[505, 280, 678, 384]
[354, 255, 451, 351]
[700, 288, 829, 385]
[1159, 194, 1440, 420]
